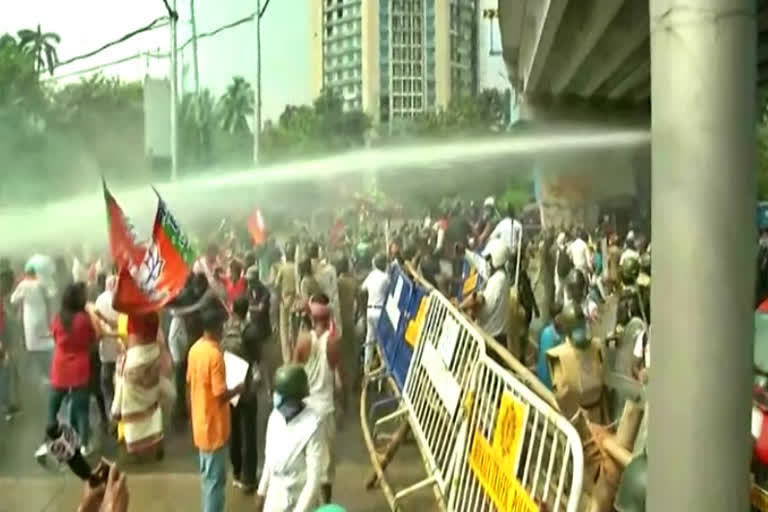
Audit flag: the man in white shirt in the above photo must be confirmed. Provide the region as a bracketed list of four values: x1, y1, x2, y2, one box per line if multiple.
[567, 229, 592, 276]
[94, 275, 120, 415]
[460, 241, 510, 344]
[487, 206, 523, 255]
[360, 255, 389, 373]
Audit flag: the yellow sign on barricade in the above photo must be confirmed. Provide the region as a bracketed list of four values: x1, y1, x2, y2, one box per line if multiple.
[404, 296, 430, 347]
[492, 391, 529, 471]
[462, 268, 478, 298]
[469, 428, 539, 512]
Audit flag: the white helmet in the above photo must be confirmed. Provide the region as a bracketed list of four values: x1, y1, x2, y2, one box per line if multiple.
[483, 196, 495, 208]
[482, 239, 510, 268]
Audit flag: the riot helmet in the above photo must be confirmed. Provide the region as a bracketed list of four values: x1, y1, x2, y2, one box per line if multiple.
[274, 364, 310, 402]
[561, 304, 590, 349]
[620, 257, 640, 286]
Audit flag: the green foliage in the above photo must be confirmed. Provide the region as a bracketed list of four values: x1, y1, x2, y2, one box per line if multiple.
[260, 89, 372, 162]
[218, 76, 254, 134]
[406, 88, 510, 137]
[17, 25, 59, 76]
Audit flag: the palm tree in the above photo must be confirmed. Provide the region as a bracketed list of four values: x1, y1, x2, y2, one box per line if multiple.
[217, 76, 254, 134]
[181, 89, 216, 163]
[17, 25, 60, 75]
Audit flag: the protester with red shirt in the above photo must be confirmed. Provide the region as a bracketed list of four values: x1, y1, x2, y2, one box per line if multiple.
[46, 282, 101, 454]
[224, 260, 247, 308]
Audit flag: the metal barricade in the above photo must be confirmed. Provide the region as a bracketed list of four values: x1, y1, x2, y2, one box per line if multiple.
[401, 290, 487, 495]
[450, 355, 584, 512]
[375, 265, 426, 390]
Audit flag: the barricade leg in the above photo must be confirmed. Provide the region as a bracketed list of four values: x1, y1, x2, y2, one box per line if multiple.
[366, 420, 411, 489]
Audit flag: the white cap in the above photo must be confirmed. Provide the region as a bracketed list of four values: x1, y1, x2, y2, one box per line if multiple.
[483, 196, 495, 208]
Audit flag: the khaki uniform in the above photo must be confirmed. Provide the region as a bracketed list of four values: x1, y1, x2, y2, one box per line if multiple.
[275, 262, 296, 364]
[547, 338, 607, 424]
[505, 287, 528, 362]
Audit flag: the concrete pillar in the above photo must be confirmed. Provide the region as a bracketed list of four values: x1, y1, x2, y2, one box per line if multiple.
[649, 1, 756, 511]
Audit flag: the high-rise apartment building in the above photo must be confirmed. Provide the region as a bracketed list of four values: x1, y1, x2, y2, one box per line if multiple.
[310, 0, 477, 126]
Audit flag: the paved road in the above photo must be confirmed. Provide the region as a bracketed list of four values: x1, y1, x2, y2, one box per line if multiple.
[0, 352, 436, 512]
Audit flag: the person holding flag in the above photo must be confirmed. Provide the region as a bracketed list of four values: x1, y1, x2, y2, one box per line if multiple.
[102, 183, 195, 459]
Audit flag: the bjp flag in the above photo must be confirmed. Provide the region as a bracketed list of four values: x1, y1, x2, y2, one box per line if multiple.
[248, 209, 267, 246]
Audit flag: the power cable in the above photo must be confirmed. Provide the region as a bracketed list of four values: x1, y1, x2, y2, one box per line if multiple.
[47, 2, 275, 82]
[56, 17, 170, 68]
[161, 0, 179, 21]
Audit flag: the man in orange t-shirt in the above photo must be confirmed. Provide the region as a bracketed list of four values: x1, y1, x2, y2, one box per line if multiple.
[187, 299, 244, 512]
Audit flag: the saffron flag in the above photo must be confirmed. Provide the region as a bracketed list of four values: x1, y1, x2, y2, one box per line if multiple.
[112, 191, 196, 314]
[248, 209, 267, 246]
[103, 180, 146, 270]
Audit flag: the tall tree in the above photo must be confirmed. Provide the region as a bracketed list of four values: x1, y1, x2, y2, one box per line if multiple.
[218, 76, 254, 134]
[181, 89, 216, 165]
[17, 25, 60, 75]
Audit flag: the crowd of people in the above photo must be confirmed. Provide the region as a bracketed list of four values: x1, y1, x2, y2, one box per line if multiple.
[0, 195, 657, 511]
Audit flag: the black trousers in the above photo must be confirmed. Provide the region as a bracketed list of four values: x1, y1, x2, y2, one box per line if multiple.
[230, 398, 258, 486]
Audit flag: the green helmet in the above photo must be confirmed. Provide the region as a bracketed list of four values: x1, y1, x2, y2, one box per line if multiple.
[561, 304, 589, 348]
[274, 364, 309, 401]
[614, 450, 647, 512]
[315, 506, 346, 512]
[620, 257, 640, 285]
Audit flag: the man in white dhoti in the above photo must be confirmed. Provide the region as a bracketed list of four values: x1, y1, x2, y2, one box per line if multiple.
[255, 365, 324, 512]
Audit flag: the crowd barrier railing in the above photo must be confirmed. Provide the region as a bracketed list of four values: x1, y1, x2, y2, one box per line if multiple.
[401, 290, 488, 495]
[362, 263, 584, 512]
[374, 264, 431, 390]
[449, 355, 584, 512]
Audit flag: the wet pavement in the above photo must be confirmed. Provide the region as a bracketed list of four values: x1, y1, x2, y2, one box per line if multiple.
[0, 355, 437, 512]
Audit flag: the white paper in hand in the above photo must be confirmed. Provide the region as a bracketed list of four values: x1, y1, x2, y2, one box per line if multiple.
[223, 351, 249, 406]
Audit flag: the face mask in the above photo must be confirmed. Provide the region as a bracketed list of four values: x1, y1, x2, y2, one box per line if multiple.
[272, 391, 283, 410]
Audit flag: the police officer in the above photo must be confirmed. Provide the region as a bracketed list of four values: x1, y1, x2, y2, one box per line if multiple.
[547, 304, 607, 423]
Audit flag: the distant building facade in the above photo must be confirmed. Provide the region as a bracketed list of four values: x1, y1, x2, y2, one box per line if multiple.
[310, 0, 478, 126]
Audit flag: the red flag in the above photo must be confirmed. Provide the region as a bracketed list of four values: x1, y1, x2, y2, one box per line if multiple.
[248, 209, 267, 246]
[103, 180, 145, 270]
[113, 192, 196, 314]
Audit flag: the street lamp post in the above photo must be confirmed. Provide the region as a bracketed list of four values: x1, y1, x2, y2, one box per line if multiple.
[190, 0, 200, 94]
[169, 0, 179, 181]
[254, 0, 262, 164]
[649, 0, 756, 510]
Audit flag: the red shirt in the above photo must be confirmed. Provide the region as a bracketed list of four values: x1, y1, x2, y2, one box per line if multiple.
[224, 277, 247, 306]
[50, 312, 96, 389]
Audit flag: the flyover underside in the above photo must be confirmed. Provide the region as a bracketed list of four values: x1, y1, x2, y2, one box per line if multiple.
[500, 0, 768, 112]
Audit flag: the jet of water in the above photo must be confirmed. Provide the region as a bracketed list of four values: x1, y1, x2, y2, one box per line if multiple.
[0, 129, 649, 255]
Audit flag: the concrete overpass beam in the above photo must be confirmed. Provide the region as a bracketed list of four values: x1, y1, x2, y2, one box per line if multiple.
[548, 0, 627, 95]
[498, 0, 527, 88]
[568, 0, 649, 98]
[524, 0, 570, 93]
[607, 61, 651, 100]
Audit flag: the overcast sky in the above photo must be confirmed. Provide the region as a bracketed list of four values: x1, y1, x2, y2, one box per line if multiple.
[0, 0, 311, 122]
